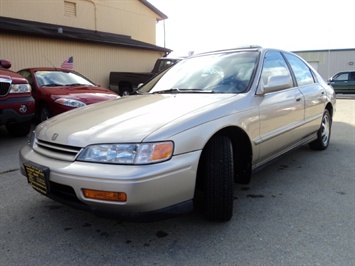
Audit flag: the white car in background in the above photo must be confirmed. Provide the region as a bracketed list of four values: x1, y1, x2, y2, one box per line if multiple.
[20, 46, 336, 222]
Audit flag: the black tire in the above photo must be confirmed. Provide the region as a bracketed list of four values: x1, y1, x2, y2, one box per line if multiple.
[309, 109, 332, 150]
[200, 135, 234, 222]
[6, 121, 32, 137]
[121, 88, 131, 96]
[119, 83, 132, 96]
[39, 105, 51, 122]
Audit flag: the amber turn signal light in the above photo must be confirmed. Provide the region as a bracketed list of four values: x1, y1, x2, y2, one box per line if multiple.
[82, 189, 127, 202]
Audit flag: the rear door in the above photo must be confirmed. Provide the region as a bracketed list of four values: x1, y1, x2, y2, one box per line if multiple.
[283, 53, 326, 135]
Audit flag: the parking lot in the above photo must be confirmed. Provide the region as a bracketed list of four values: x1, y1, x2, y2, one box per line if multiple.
[1, 98, 354, 265]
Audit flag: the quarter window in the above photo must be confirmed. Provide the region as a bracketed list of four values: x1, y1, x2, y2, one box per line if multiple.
[284, 53, 315, 86]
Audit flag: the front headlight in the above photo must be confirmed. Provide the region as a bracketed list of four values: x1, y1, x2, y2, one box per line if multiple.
[54, 98, 86, 108]
[10, 84, 31, 93]
[77, 141, 174, 164]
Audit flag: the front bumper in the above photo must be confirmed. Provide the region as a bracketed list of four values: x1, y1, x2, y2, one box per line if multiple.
[0, 96, 35, 125]
[19, 144, 200, 221]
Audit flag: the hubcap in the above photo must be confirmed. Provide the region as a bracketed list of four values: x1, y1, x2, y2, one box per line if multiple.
[321, 114, 330, 146]
[122, 90, 130, 96]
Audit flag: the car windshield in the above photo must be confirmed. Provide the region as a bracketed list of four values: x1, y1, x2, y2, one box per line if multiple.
[140, 51, 259, 94]
[34, 70, 95, 87]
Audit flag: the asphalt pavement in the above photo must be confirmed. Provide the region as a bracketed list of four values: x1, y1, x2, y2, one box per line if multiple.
[0, 98, 354, 266]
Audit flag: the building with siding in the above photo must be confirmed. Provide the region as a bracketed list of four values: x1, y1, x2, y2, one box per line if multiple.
[294, 48, 355, 81]
[0, 0, 171, 88]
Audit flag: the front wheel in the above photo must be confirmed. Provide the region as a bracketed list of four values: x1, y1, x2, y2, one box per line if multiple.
[199, 135, 234, 222]
[39, 105, 51, 122]
[309, 109, 332, 150]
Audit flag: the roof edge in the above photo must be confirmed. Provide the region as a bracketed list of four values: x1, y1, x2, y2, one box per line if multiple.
[139, 0, 168, 20]
[293, 48, 355, 53]
[0, 16, 172, 54]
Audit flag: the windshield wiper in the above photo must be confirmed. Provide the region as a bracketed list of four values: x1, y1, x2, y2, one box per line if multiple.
[152, 88, 181, 94]
[41, 84, 62, 87]
[65, 83, 88, 86]
[152, 88, 209, 94]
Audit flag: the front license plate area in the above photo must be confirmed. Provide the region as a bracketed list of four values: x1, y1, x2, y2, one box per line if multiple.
[24, 162, 50, 195]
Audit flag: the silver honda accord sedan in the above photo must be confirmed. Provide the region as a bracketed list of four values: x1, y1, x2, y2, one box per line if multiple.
[19, 46, 336, 222]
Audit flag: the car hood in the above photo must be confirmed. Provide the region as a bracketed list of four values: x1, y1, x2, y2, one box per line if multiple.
[0, 70, 29, 84]
[41, 86, 118, 103]
[35, 93, 239, 146]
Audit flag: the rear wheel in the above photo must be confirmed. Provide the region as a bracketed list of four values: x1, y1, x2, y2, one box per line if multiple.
[309, 109, 331, 150]
[119, 83, 132, 96]
[199, 135, 234, 222]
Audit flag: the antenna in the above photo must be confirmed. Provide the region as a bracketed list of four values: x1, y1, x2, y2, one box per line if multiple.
[42, 55, 57, 69]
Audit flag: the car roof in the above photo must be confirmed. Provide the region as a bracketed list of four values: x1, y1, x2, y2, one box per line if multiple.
[191, 45, 264, 57]
[18, 67, 75, 72]
[332, 70, 355, 75]
[189, 46, 300, 59]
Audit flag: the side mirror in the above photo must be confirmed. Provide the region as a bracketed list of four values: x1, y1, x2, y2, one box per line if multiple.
[0, 59, 11, 69]
[258, 75, 293, 94]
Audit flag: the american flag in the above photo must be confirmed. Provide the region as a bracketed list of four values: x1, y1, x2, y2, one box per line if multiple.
[61, 56, 74, 69]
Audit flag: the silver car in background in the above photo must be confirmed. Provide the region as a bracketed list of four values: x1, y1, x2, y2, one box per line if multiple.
[19, 46, 336, 222]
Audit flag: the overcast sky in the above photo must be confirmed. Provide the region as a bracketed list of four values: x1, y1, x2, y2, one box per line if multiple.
[148, 0, 355, 57]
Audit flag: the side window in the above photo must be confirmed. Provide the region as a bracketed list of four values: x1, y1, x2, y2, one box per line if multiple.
[334, 73, 349, 81]
[18, 70, 34, 86]
[284, 53, 315, 86]
[350, 72, 355, 81]
[261, 51, 292, 86]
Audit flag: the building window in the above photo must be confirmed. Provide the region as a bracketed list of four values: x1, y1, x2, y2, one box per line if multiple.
[64, 1, 77, 17]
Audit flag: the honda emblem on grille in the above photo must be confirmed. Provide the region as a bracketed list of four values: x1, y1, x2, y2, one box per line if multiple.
[51, 133, 59, 141]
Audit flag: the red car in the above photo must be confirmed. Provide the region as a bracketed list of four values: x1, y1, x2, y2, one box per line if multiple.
[18, 68, 119, 122]
[1, 59, 35, 136]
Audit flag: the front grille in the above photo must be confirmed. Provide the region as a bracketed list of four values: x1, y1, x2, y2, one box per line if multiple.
[0, 81, 11, 96]
[34, 139, 82, 161]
